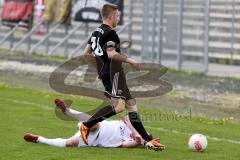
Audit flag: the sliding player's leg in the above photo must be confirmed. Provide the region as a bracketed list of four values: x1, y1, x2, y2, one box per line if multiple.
[24, 133, 67, 147]
[65, 133, 81, 147]
[23, 123, 101, 147]
[23, 132, 85, 148]
[55, 99, 91, 121]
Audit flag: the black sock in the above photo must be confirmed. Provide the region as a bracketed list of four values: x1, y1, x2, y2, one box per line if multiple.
[128, 111, 152, 142]
[83, 105, 116, 128]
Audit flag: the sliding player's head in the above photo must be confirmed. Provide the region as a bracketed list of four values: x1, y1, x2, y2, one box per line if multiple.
[101, 3, 120, 28]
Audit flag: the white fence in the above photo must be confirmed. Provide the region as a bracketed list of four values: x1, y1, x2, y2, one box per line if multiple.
[0, 0, 240, 72]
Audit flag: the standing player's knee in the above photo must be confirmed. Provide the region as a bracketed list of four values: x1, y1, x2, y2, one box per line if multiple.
[113, 99, 125, 113]
[126, 99, 138, 112]
[127, 105, 138, 112]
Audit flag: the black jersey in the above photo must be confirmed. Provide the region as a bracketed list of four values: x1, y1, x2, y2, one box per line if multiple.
[88, 24, 123, 78]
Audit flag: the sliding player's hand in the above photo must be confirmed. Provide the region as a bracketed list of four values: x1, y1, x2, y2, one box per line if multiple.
[132, 133, 144, 145]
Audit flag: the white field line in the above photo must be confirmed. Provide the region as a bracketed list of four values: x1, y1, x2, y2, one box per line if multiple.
[146, 126, 240, 145]
[0, 60, 87, 76]
[0, 97, 52, 110]
[1, 97, 240, 145]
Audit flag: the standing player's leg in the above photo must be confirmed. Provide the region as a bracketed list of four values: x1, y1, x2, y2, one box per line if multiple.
[126, 99, 165, 151]
[80, 97, 125, 144]
[115, 72, 154, 142]
[120, 68, 165, 151]
[125, 99, 152, 142]
[80, 72, 127, 144]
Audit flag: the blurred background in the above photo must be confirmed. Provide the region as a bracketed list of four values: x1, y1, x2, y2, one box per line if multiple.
[0, 0, 240, 73]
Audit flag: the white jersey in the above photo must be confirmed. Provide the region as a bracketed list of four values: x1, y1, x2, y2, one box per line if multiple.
[75, 120, 134, 147]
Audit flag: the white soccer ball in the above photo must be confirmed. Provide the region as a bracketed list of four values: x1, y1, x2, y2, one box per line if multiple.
[188, 134, 208, 152]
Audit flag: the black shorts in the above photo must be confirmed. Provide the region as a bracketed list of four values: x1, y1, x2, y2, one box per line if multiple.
[100, 71, 133, 100]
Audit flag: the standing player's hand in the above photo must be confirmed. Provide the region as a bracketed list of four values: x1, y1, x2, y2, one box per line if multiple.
[127, 58, 141, 71]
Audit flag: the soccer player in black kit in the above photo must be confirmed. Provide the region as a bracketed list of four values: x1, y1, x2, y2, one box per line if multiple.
[80, 3, 164, 151]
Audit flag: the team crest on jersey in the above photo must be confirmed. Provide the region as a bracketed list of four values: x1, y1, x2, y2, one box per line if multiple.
[120, 125, 125, 136]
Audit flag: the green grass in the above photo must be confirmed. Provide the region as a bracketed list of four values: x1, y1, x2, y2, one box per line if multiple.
[0, 84, 240, 160]
[0, 48, 68, 62]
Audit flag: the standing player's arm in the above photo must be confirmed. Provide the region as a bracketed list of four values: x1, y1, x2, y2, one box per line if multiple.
[84, 44, 97, 69]
[106, 47, 141, 71]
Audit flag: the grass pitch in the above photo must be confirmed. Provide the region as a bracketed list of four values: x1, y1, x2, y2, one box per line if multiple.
[0, 83, 240, 160]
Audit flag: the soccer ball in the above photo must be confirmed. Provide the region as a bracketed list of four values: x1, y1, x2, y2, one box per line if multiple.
[188, 134, 208, 152]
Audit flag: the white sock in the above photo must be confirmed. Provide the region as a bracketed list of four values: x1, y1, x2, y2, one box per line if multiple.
[66, 108, 91, 121]
[37, 136, 66, 147]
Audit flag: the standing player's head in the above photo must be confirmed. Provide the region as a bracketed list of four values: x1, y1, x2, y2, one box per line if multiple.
[101, 3, 120, 28]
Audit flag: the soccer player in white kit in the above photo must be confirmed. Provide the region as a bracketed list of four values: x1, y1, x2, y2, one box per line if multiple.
[24, 99, 144, 148]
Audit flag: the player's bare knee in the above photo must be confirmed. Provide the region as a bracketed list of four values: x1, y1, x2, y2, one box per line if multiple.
[126, 99, 136, 106]
[66, 139, 79, 147]
[126, 99, 137, 112]
[127, 105, 138, 112]
[112, 99, 125, 113]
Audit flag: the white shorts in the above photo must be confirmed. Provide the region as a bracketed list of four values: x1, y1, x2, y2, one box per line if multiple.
[73, 120, 134, 148]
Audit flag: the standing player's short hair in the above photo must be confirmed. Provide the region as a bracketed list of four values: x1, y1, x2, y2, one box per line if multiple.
[101, 3, 118, 20]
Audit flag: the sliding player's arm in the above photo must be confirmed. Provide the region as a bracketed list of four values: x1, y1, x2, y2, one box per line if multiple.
[121, 140, 140, 148]
[122, 116, 144, 145]
[106, 46, 140, 71]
